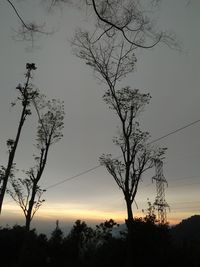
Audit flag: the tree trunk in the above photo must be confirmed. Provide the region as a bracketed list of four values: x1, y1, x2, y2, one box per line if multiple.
[25, 146, 49, 231]
[0, 65, 35, 215]
[125, 199, 134, 267]
[25, 183, 37, 231]
[0, 104, 27, 214]
[25, 213, 31, 232]
[125, 198, 134, 233]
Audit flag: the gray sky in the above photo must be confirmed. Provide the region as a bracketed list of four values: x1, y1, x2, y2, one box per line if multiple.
[0, 0, 200, 234]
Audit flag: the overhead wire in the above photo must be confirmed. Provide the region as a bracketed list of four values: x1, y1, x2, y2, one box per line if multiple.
[148, 118, 200, 144]
[45, 165, 101, 190]
[44, 118, 200, 190]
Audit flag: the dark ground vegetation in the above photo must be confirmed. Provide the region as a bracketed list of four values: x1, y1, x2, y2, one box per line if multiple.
[0, 215, 200, 267]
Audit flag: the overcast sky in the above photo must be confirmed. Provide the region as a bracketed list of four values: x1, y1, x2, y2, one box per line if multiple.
[0, 0, 200, 234]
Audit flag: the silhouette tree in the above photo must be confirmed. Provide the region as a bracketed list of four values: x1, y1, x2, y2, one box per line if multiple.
[73, 29, 166, 267]
[8, 96, 65, 230]
[0, 63, 38, 215]
[143, 200, 157, 225]
[68, 220, 94, 253]
[73, 32, 165, 229]
[48, 220, 64, 266]
[99, 88, 165, 231]
[95, 219, 119, 241]
[50, 220, 63, 244]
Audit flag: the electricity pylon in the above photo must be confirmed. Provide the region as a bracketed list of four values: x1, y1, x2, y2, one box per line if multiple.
[152, 159, 169, 224]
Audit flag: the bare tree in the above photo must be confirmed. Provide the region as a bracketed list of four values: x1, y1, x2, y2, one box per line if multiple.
[72, 30, 137, 84]
[0, 63, 38, 215]
[99, 89, 166, 231]
[8, 96, 65, 231]
[7, 178, 45, 227]
[72, 29, 167, 229]
[72, 29, 166, 267]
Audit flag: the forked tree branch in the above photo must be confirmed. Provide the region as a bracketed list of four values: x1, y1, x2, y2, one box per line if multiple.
[91, 0, 162, 48]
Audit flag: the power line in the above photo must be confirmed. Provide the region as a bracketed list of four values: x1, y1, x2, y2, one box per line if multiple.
[44, 118, 200, 190]
[149, 118, 200, 144]
[45, 165, 101, 190]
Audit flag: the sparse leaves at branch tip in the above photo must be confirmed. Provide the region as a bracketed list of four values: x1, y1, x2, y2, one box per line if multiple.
[26, 63, 37, 71]
[7, 176, 46, 215]
[12, 64, 40, 118]
[34, 96, 65, 149]
[99, 117, 167, 199]
[73, 30, 137, 84]
[103, 87, 151, 115]
[16, 84, 22, 91]
[0, 166, 6, 183]
[24, 109, 32, 116]
[6, 139, 15, 149]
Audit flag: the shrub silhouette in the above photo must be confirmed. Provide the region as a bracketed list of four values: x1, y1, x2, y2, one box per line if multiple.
[1, 217, 200, 267]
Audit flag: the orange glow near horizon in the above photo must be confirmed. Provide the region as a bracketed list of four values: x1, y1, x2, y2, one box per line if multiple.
[3, 202, 126, 223]
[1, 201, 193, 226]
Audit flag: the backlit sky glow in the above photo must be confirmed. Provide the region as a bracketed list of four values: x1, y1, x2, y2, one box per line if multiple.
[0, 0, 200, 234]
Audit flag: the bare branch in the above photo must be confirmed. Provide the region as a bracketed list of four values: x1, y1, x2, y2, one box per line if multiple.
[6, 0, 54, 49]
[88, 0, 164, 48]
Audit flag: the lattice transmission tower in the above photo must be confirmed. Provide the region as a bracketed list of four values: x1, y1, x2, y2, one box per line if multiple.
[152, 159, 169, 224]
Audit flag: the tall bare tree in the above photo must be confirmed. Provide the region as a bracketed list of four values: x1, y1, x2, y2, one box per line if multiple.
[0, 63, 38, 215]
[72, 28, 166, 267]
[8, 96, 65, 231]
[99, 89, 166, 231]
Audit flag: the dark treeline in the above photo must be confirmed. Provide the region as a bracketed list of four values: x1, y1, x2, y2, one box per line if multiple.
[1, 215, 200, 267]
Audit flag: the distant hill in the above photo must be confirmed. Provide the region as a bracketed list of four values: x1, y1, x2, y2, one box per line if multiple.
[171, 215, 200, 243]
[113, 216, 200, 242]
